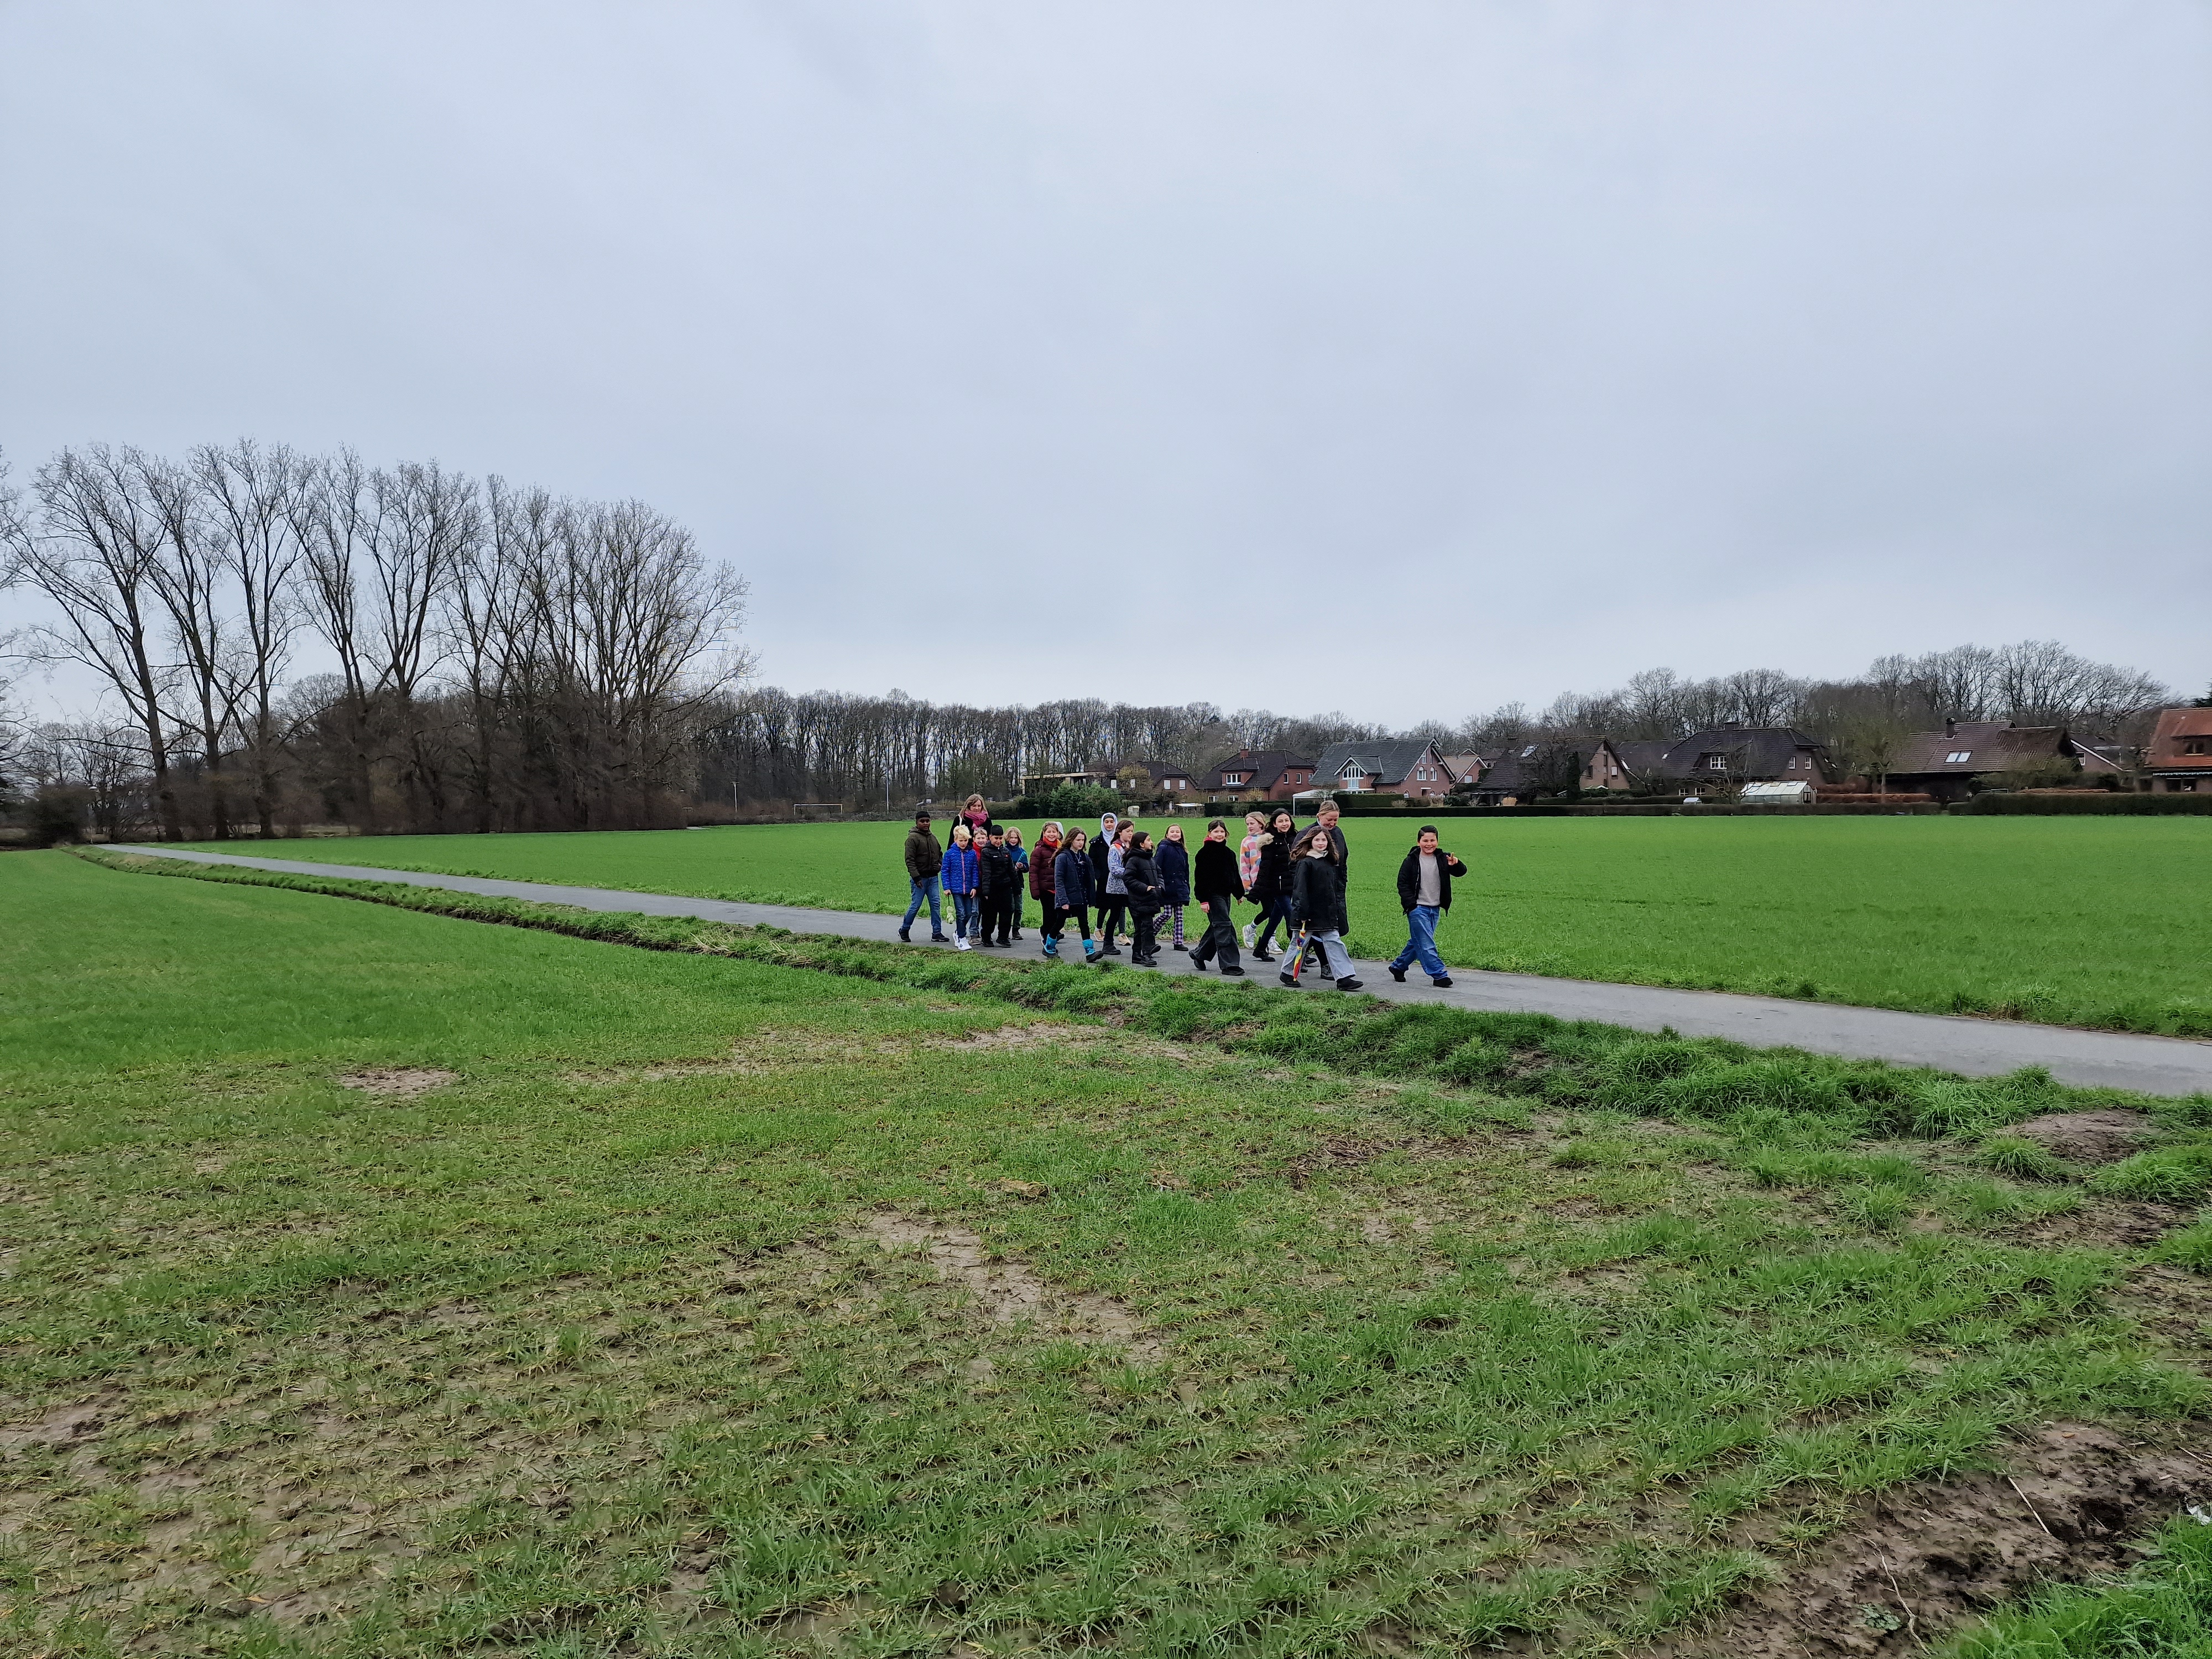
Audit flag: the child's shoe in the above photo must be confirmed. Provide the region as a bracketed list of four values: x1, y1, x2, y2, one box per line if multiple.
[1083, 940, 1100, 962]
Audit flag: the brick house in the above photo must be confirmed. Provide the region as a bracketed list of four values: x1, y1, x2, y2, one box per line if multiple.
[1313, 739, 1459, 800]
[1885, 719, 2119, 802]
[1657, 724, 1830, 786]
[1581, 739, 1671, 792]
[1205, 750, 1316, 802]
[2141, 708, 2212, 794]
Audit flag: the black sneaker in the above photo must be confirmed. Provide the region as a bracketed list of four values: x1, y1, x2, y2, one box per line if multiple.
[1220, 965, 1245, 976]
[1251, 948, 1274, 963]
[1335, 977, 1363, 992]
[1388, 964, 1407, 983]
[1278, 972, 1300, 988]
[1431, 976, 1453, 988]
[1103, 945, 1123, 957]
[1190, 958, 1208, 972]
[898, 926, 911, 942]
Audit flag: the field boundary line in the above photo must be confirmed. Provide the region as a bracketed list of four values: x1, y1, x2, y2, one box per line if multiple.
[96, 844, 2212, 1098]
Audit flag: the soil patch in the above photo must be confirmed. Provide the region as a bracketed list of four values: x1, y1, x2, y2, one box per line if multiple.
[1283, 1134, 1410, 1186]
[336, 1068, 457, 1097]
[1652, 1422, 2212, 1658]
[2009, 1110, 2155, 1166]
[860, 1213, 1162, 1360]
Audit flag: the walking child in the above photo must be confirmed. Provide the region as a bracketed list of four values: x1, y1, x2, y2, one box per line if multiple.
[942, 822, 981, 950]
[1282, 825, 1360, 991]
[1049, 828, 1100, 961]
[977, 825, 1018, 946]
[1157, 821, 1191, 950]
[1029, 821, 1063, 952]
[1248, 807, 1296, 962]
[1005, 827, 1029, 940]
[899, 809, 946, 943]
[1187, 818, 1246, 975]
[1123, 830, 1164, 967]
[1388, 826, 1465, 988]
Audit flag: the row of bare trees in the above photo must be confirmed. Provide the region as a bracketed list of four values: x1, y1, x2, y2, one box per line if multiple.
[1, 442, 752, 838]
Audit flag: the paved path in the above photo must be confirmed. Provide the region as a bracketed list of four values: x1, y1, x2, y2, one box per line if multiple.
[118, 845, 2212, 1098]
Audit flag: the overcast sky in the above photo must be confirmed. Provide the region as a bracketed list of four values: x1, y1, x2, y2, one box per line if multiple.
[3, 1, 2207, 725]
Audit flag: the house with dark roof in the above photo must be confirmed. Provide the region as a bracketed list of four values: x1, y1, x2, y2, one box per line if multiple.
[1884, 721, 2112, 802]
[1461, 748, 1535, 806]
[1204, 750, 1316, 802]
[1312, 739, 1458, 800]
[1581, 739, 1673, 792]
[2141, 708, 2212, 794]
[1022, 758, 1196, 798]
[1657, 724, 1830, 787]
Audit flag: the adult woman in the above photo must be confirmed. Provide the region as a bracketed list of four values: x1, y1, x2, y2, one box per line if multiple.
[1156, 821, 1191, 951]
[1285, 826, 1359, 990]
[960, 793, 995, 842]
[1050, 828, 1100, 961]
[1186, 818, 1246, 975]
[942, 822, 981, 951]
[1248, 807, 1297, 962]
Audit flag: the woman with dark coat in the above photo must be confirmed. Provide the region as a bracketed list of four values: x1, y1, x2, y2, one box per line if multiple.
[1186, 818, 1246, 975]
[1050, 829, 1100, 961]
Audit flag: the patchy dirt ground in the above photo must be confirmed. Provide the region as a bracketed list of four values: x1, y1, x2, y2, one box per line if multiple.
[1653, 1423, 2212, 1658]
[335, 1067, 458, 1097]
[2009, 1109, 2156, 1166]
[861, 1212, 1163, 1361]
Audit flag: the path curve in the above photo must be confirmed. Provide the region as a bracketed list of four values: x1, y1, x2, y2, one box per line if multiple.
[116, 845, 2212, 1098]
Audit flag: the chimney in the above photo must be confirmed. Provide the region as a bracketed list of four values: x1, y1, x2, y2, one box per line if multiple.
[1944, 716, 1956, 739]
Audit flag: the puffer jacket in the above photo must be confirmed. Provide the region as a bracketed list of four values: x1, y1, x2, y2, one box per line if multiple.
[1251, 828, 1295, 900]
[1029, 837, 1062, 900]
[1156, 838, 1190, 904]
[904, 827, 942, 881]
[1054, 846, 1095, 909]
[1122, 848, 1164, 909]
[941, 841, 980, 895]
[978, 843, 1017, 896]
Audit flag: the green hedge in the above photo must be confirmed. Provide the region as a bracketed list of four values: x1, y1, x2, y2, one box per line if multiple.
[1954, 792, 2212, 815]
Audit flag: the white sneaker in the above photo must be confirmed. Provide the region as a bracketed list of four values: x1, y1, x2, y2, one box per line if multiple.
[1241, 922, 1255, 948]
[955, 937, 971, 951]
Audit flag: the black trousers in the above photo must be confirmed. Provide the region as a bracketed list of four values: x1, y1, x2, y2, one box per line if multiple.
[1130, 905, 1159, 962]
[1045, 902, 1091, 941]
[1097, 896, 1127, 947]
[1188, 897, 1241, 969]
[979, 891, 1013, 943]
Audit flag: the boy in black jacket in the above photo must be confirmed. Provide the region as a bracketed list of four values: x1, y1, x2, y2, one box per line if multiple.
[1187, 818, 1246, 975]
[1387, 825, 1465, 987]
[977, 827, 1018, 946]
[1122, 830, 1165, 967]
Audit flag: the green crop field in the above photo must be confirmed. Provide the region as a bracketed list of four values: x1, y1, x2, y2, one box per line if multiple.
[178, 815, 2212, 1035]
[9, 846, 2212, 1656]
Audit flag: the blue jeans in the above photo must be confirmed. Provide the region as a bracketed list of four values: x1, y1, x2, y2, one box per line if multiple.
[950, 891, 979, 939]
[903, 875, 943, 935]
[1392, 905, 1448, 978]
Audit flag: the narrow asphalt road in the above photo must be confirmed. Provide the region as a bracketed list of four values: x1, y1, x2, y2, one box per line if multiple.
[117, 844, 2212, 1098]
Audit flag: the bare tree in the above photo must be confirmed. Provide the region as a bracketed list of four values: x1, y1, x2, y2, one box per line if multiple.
[194, 440, 307, 836]
[1722, 667, 1803, 727]
[15, 446, 185, 839]
[141, 451, 244, 837]
[288, 451, 384, 827]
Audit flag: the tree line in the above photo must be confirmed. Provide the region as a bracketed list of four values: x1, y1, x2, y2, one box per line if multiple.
[0, 439, 2188, 838]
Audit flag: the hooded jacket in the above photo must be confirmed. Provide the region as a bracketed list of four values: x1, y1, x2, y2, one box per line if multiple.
[978, 842, 1017, 896]
[1156, 837, 1190, 904]
[1029, 836, 1062, 900]
[1122, 847, 1164, 908]
[1251, 825, 1296, 900]
[1291, 851, 1344, 931]
[1053, 844, 1095, 909]
[941, 839, 980, 895]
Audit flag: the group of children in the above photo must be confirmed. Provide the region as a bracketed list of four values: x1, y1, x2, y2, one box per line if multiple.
[899, 794, 1467, 993]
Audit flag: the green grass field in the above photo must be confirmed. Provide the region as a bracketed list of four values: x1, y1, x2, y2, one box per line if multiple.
[182, 815, 2212, 1035]
[9, 846, 2212, 1656]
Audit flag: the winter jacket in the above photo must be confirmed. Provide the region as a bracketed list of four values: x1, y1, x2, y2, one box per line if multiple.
[1156, 839, 1190, 904]
[978, 843, 1018, 896]
[1090, 836, 1113, 900]
[1105, 842, 1128, 896]
[1395, 846, 1468, 912]
[941, 841, 980, 895]
[904, 827, 943, 882]
[1054, 846, 1095, 909]
[1291, 854, 1344, 932]
[1122, 848, 1164, 909]
[1251, 830, 1296, 900]
[1238, 832, 1265, 890]
[1029, 838, 1062, 900]
[1192, 838, 1244, 904]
